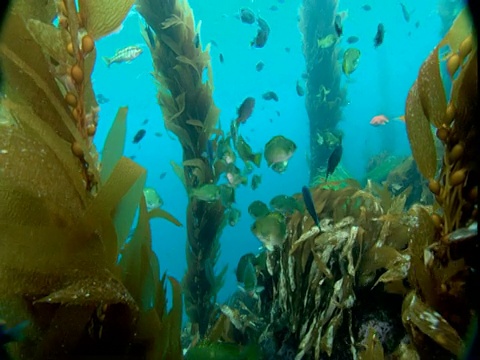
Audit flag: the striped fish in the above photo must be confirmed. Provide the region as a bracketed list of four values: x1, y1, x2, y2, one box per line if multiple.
[102, 45, 143, 67]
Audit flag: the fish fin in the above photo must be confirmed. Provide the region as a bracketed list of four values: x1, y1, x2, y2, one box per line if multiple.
[102, 56, 112, 67]
[253, 153, 262, 167]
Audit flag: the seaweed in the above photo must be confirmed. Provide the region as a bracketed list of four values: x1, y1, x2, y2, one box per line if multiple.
[137, 0, 225, 337]
[0, 1, 182, 358]
[299, 0, 346, 182]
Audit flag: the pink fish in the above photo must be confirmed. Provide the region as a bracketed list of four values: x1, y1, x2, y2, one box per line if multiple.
[369, 114, 389, 126]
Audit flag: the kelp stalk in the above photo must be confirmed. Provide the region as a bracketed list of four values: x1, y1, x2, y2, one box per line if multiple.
[137, 0, 225, 336]
[299, 0, 346, 182]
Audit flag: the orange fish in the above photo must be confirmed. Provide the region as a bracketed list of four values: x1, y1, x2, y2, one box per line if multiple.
[369, 114, 389, 126]
[369, 114, 405, 126]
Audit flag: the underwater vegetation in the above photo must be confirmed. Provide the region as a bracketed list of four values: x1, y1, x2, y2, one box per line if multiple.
[136, 0, 226, 339]
[0, 1, 477, 360]
[0, 0, 183, 358]
[299, 0, 346, 183]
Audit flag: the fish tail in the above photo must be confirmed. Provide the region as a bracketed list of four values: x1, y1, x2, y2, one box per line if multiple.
[253, 153, 262, 167]
[102, 56, 112, 67]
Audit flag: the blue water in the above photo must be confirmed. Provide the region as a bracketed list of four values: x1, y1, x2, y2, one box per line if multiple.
[92, 0, 464, 307]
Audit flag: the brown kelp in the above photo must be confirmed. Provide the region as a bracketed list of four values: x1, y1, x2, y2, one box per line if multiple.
[403, 8, 478, 358]
[136, 0, 226, 336]
[299, 0, 346, 182]
[0, 1, 182, 358]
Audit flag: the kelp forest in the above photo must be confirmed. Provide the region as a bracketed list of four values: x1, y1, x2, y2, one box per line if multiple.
[0, 0, 478, 359]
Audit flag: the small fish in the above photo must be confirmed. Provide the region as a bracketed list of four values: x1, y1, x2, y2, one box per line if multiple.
[226, 163, 248, 187]
[190, 184, 221, 202]
[317, 34, 337, 48]
[193, 32, 200, 48]
[270, 194, 304, 215]
[334, 14, 343, 37]
[255, 61, 265, 71]
[159, 172, 167, 179]
[240, 8, 256, 24]
[251, 174, 262, 190]
[251, 28, 269, 48]
[285, 47, 291, 53]
[219, 53, 224, 63]
[219, 184, 236, 207]
[326, 138, 343, 180]
[302, 186, 320, 228]
[141, 118, 149, 125]
[251, 211, 287, 251]
[239, 258, 264, 298]
[103, 45, 143, 67]
[262, 91, 279, 102]
[296, 81, 305, 96]
[227, 207, 242, 226]
[361, 4, 372, 11]
[144, 25, 155, 48]
[210, 39, 219, 47]
[143, 187, 163, 211]
[374, 23, 385, 48]
[269, 5, 279, 11]
[369, 114, 389, 126]
[236, 135, 262, 167]
[133, 129, 146, 144]
[342, 48, 361, 76]
[154, 132, 162, 137]
[217, 136, 236, 164]
[264, 135, 297, 170]
[248, 200, 270, 218]
[236, 253, 256, 283]
[400, 3, 411, 22]
[235, 97, 255, 124]
[96, 93, 110, 104]
[346, 35, 359, 44]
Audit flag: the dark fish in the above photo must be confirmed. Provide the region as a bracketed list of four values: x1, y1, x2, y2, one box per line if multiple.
[415, 21, 420, 28]
[97, 93, 109, 104]
[145, 25, 155, 48]
[269, 5, 279, 11]
[159, 172, 167, 179]
[154, 132, 162, 137]
[346, 35, 359, 44]
[255, 61, 265, 71]
[141, 118, 149, 125]
[240, 8, 256, 24]
[262, 91, 279, 101]
[326, 139, 343, 180]
[275, 110, 280, 116]
[133, 129, 146, 144]
[334, 14, 343, 37]
[374, 23, 385, 48]
[219, 53, 224, 63]
[206, 139, 215, 166]
[251, 29, 269, 48]
[285, 47, 291, 53]
[235, 97, 255, 124]
[400, 3, 411, 22]
[257, 17, 270, 33]
[295, 81, 305, 96]
[210, 39, 218, 47]
[361, 4, 372, 11]
[301, 186, 320, 228]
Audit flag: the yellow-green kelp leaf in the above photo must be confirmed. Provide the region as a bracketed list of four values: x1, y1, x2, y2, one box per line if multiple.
[405, 81, 437, 179]
[79, 0, 135, 40]
[417, 47, 447, 128]
[101, 107, 128, 183]
[26, 20, 72, 65]
[439, 8, 473, 53]
[149, 208, 183, 227]
[170, 160, 186, 188]
[402, 292, 465, 356]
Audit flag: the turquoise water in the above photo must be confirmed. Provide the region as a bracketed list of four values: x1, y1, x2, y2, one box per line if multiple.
[92, 0, 464, 306]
